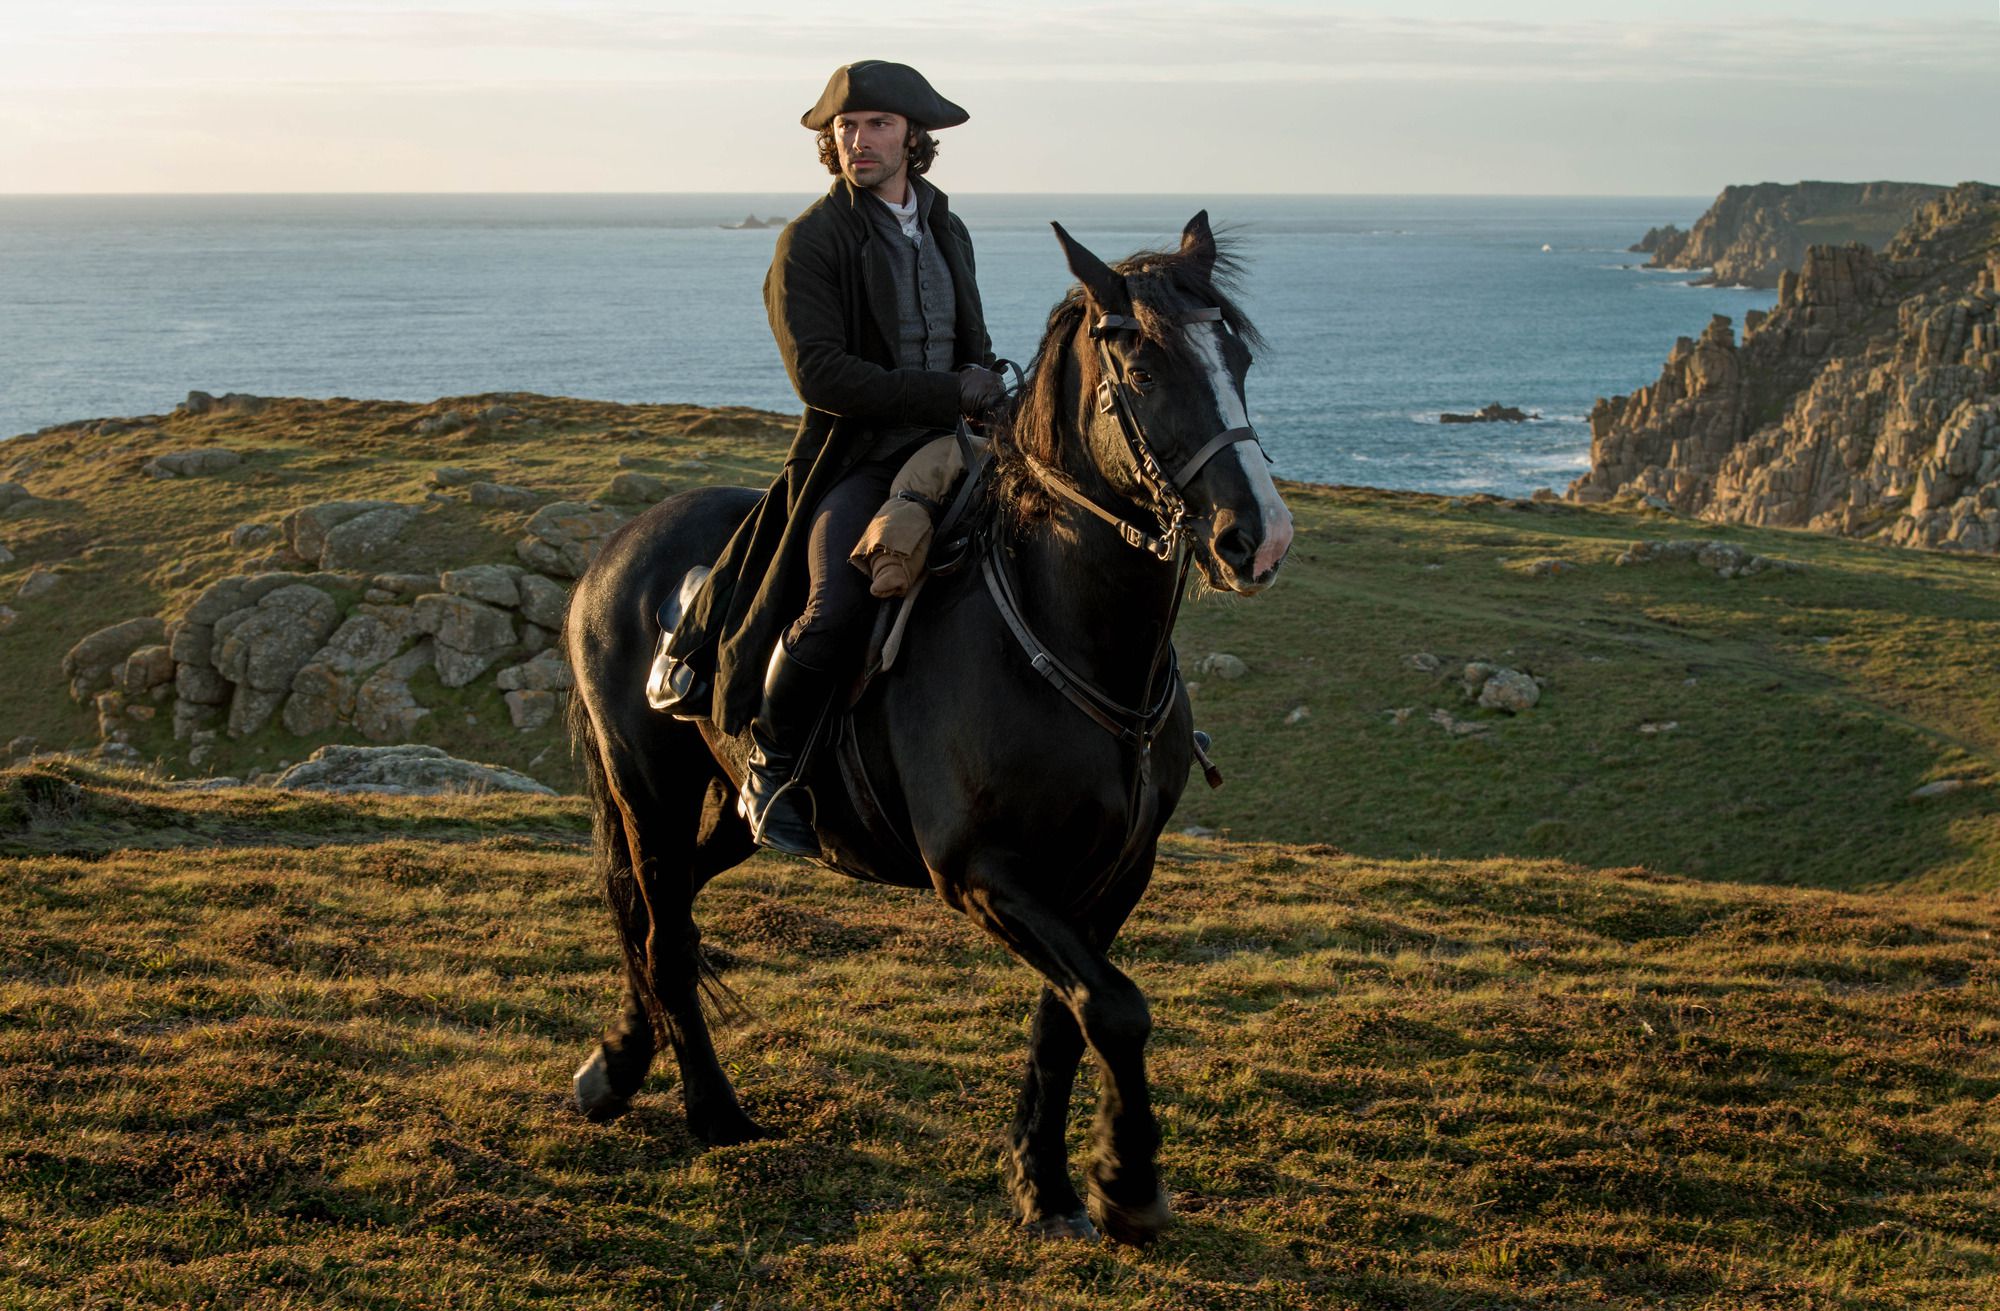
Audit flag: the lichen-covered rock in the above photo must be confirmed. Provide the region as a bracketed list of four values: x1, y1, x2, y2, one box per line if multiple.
[318, 504, 420, 572]
[412, 594, 512, 650]
[16, 567, 59, 600]
[285, 500, 398, 564]
[516, 501, 629, 578]
[503, 689, 559, 731]
[440, 563, 523, 608]
[354, 642, 434, 742]
[226, 685, 288, 738]
[495, 648, 573, 692]
[228, 521, 278, 549]
[281, 607, 422, 735]
[1478, 668, 1542, 713]
[116, 644, 175, 696]
[429, 466, 480, 487]
[470, 482, 538, 509]
[143, 447, 242, 479]
[62, 616, 167, 701]
[174, 661, 232, 706]
[515, 573, 568, 630]
[212, 584, 339, 692]
[606, 471, 668, 502]
[274, 744, 552, 796]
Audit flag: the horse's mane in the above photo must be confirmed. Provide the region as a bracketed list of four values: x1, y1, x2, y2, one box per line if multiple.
[993, 235, 1263, 524]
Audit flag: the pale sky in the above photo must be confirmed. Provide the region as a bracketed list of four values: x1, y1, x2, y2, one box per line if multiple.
[3, 0, 1995, 194]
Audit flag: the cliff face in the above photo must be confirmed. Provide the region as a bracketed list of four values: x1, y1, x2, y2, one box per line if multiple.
[1573, 182, 2000, 554]
[1644, 181, 1945, 288]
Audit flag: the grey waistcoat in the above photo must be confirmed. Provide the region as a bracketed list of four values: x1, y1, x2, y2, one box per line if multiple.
[864, 182, 956, 461]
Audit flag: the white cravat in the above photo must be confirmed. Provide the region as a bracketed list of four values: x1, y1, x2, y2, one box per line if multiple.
[883, 191, 922, 242]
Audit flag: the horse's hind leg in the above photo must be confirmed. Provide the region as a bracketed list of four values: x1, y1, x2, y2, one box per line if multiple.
[576, 743, 764, 1144]
[964, 859, 1170, 1246]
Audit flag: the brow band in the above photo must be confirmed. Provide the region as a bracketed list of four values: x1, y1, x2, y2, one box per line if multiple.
[1089, 306, 1227, 339]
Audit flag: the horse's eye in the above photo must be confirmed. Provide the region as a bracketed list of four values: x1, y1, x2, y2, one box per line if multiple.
[1128, 370, 1154, 388]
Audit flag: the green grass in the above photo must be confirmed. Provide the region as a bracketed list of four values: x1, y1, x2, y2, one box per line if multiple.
[1, 764, 1995, 1308]
[4, 396, 1997, 890]
[6, 396, 2000, 891]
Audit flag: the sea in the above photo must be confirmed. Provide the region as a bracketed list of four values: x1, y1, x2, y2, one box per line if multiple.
[0, 194, 1776, 497]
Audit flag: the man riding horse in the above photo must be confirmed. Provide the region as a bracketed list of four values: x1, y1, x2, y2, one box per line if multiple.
[648, 60, 1007, 856]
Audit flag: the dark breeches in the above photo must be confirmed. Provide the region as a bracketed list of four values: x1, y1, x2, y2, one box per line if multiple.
[783, 457, 902, 672]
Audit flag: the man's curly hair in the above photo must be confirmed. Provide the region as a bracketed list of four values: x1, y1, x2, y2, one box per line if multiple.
[816, 121, 938, 178]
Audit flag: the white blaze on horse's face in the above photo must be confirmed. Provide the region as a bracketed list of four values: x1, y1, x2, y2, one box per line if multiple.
[1184, 321, 1294, 589]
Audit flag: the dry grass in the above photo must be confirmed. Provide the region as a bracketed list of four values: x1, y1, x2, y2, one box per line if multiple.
[2, 765, 1995, 1308]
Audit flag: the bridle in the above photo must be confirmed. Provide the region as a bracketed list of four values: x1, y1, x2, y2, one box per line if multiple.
[1023, 305, 1273, 561]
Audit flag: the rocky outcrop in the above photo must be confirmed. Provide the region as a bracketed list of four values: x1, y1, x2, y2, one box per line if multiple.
[1640, 181, 1945, 288]
[273, 744, 553, 796]
[1630, 224, 1688, 260]
[1574, 183, 2000, 554]
[516, 501, 629, 578]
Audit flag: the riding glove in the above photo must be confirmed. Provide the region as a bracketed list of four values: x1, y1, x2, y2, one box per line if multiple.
[957, 366, 1007, 417]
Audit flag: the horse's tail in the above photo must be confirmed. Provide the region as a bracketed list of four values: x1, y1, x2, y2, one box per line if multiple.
[565, 651, 741, 1044]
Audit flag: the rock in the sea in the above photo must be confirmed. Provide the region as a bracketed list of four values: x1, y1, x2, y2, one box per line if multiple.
[274, 744, 553, 796]
[62, 616, 167, 701]
[143, 448, 242, 479]
[1440, 403, 1536, 424]
[516, 501, 629, 578]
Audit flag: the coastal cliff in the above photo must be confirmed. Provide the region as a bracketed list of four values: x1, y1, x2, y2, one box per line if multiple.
[1642, 180, 1945, 288]
[1572, 182, 2000, 553]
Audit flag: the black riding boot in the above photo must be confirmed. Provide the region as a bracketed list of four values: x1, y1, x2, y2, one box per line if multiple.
[738, 642, 830, 857]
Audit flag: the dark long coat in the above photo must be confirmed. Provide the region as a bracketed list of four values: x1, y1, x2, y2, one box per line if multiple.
[668, 175, 996, 733]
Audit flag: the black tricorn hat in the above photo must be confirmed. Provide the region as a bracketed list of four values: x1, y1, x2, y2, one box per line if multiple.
[801, 61, 968, 131]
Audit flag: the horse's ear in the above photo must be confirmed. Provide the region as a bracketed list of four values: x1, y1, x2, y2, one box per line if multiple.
[1180, 210, 1216, 275]
[1051, 221, 1129, 315]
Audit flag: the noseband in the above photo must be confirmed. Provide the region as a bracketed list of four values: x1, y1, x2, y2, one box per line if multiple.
[1025, 306, 1273, 560]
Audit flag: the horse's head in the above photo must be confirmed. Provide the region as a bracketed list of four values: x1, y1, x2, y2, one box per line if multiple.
[1045, 211, 1294, 594]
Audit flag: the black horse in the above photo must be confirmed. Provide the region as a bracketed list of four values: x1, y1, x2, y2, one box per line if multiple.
[563, 211, 1293, 1245]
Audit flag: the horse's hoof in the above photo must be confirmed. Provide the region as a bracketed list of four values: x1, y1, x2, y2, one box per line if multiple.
[690, 1103, 771, 1147]
[1023, 1210, 1099, 1242]
[1087, 1182, 1172, 1247]
[572, 1050, 631, 1123]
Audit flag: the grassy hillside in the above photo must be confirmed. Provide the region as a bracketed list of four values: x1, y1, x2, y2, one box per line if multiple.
[2, 394, 1997, 889]
[1, 764, 1995, 1309]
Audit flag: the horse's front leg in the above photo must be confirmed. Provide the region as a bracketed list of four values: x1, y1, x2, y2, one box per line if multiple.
[1007, 986, 1094, 1238]
[962, 857, 1170, 1246]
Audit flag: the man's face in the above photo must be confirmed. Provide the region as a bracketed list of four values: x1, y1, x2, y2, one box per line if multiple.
[832, 110, 910, 195]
